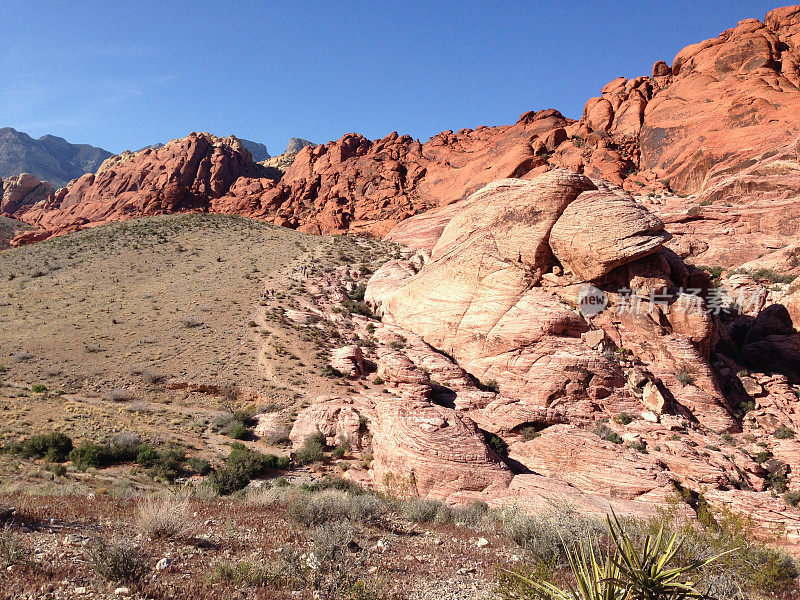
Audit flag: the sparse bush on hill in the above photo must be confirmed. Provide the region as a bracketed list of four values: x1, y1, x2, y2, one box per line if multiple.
[87, 538, 151, 585]
[3, 431, 73, 462]
[210, 442, 288, 495]
[136, 493, 194, 539]
[103, 387, 135, 402]
[401, 498, 442, 523]
[295, 431, 326, 466]
[0, 527, 29, 568]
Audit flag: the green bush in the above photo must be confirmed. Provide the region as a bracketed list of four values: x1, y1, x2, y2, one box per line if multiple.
[595, 423, 623, 445]
[30, 384, 48, 393]
[148, 449, 186, 482]
[6, 432, 74, 462]
[784, 490, 800, 507]
[210, 443, 287, 495]
[614, 412, 634, 425]
[70, 443, 115, 469]
[87, 539, 151, 585]
[136, 446, 160, 468]
[228, 423, 251, 440]
[484, 432, 508, 456]
[296, 432, 326, 466]
[401, 498, 443, 523]
[774, 425, 796, 440]
[187, 456, 212, 475]
[331, 439, 350, 459]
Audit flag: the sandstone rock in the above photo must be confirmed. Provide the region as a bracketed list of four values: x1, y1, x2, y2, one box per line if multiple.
[329, 345, 365, 378]
[432, 171, 595, 270]
[508, 425, 669, 499]
[549, 189, 669, 280]
[289, 397, 364, 449]
[369, 398, 512, 500]
[1, 173, 53, 215]
[641, 381, 666, 414]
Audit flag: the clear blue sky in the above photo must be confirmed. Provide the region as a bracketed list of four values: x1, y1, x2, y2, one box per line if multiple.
[1, 1, 783, 155]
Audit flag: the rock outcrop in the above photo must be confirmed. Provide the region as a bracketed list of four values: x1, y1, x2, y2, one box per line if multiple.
[369, 169, 736, 433]
[1, 173, 54, 215]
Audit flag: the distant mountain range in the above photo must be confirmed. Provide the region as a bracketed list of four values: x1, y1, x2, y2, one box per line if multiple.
[0, 127, 113, 188]
[0, 128, 307, 187]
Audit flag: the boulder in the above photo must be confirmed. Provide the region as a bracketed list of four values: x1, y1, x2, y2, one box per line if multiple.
[550, 188, 670, 280]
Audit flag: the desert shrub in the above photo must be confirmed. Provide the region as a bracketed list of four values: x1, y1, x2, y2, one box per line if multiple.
[227, 423, 251, 440]
[87, 539, 151, 585]
[594, 423, 623, 445]
[627, 440, 648, 453]
[518, 426, 541, 441]
[6, 431, 73, 462]
[0, 527, 29, 568]
[211, 558, 292, 588]
[263, 425, 291, 447]
[483, 432, 508, 456]
[30, 384, 47, 393]
[499, 513, 727, 600]
[401, 498, 443, 523]
[750, 268, 797, 284]
[309, 521, 358, 597]
[478, 379, 500, 393]
[774, 425, 796, 440]
[626, 508, 799, 599]
[320, 365, 344, 378]
[187, 456, 212, 475]
[614, 412, 634, 425]
[135, 446, 160, 468]
[295, 432, 326, 466]
[104, 387, 135, 402]
[287, 489, 351, 525]
[767, 471, 789, 493]
[675, 367, 696, 385]
[498, 504, 606, 569]
[212, 410, 256, 439]
[210, 443, 287, 495]
[70, 443, 115, 469]
[136, 493, 193, 539]
[150, 449, 187, 481]
[304, 476, 364, 495]
[451, 500, 490, 528]
[784, 490, 800, 507]
[348, 283, 367, 302]
[331, 439, 350, 459]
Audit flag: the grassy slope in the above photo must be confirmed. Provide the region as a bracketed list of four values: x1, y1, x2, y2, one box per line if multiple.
[0, 214, 395, 455]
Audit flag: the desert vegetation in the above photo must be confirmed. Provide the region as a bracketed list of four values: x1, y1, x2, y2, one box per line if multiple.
[0, 474, 797, 599]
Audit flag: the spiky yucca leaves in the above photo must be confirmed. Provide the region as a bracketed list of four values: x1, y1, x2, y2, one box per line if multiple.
[500, 512, 731, 600]
[605, 512, 731, 600]
[501, 537, 623, 600]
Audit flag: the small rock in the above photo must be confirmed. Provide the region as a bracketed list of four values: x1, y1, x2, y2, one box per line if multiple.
[155, 557, 172, 571]
[74, 587, 87, 595]
[475, 537, 489, 548]
[114, 587, 131, 596]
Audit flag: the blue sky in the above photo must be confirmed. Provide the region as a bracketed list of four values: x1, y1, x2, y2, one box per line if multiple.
[1, 1, 782, 155]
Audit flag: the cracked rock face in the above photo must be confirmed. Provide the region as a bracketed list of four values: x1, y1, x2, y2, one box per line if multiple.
[549, 188, 670, 281]
[368, 169, 736, 433]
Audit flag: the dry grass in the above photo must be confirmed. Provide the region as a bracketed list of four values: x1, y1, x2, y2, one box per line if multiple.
[135, 492, 194, 539]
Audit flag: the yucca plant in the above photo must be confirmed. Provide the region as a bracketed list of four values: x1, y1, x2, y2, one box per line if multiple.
[605, 512, 731, 600]
[502, 537, 624, 599]
[500, 512, 732, 600]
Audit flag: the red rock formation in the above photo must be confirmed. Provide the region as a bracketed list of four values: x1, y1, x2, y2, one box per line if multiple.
[7, 5, 800, 256]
